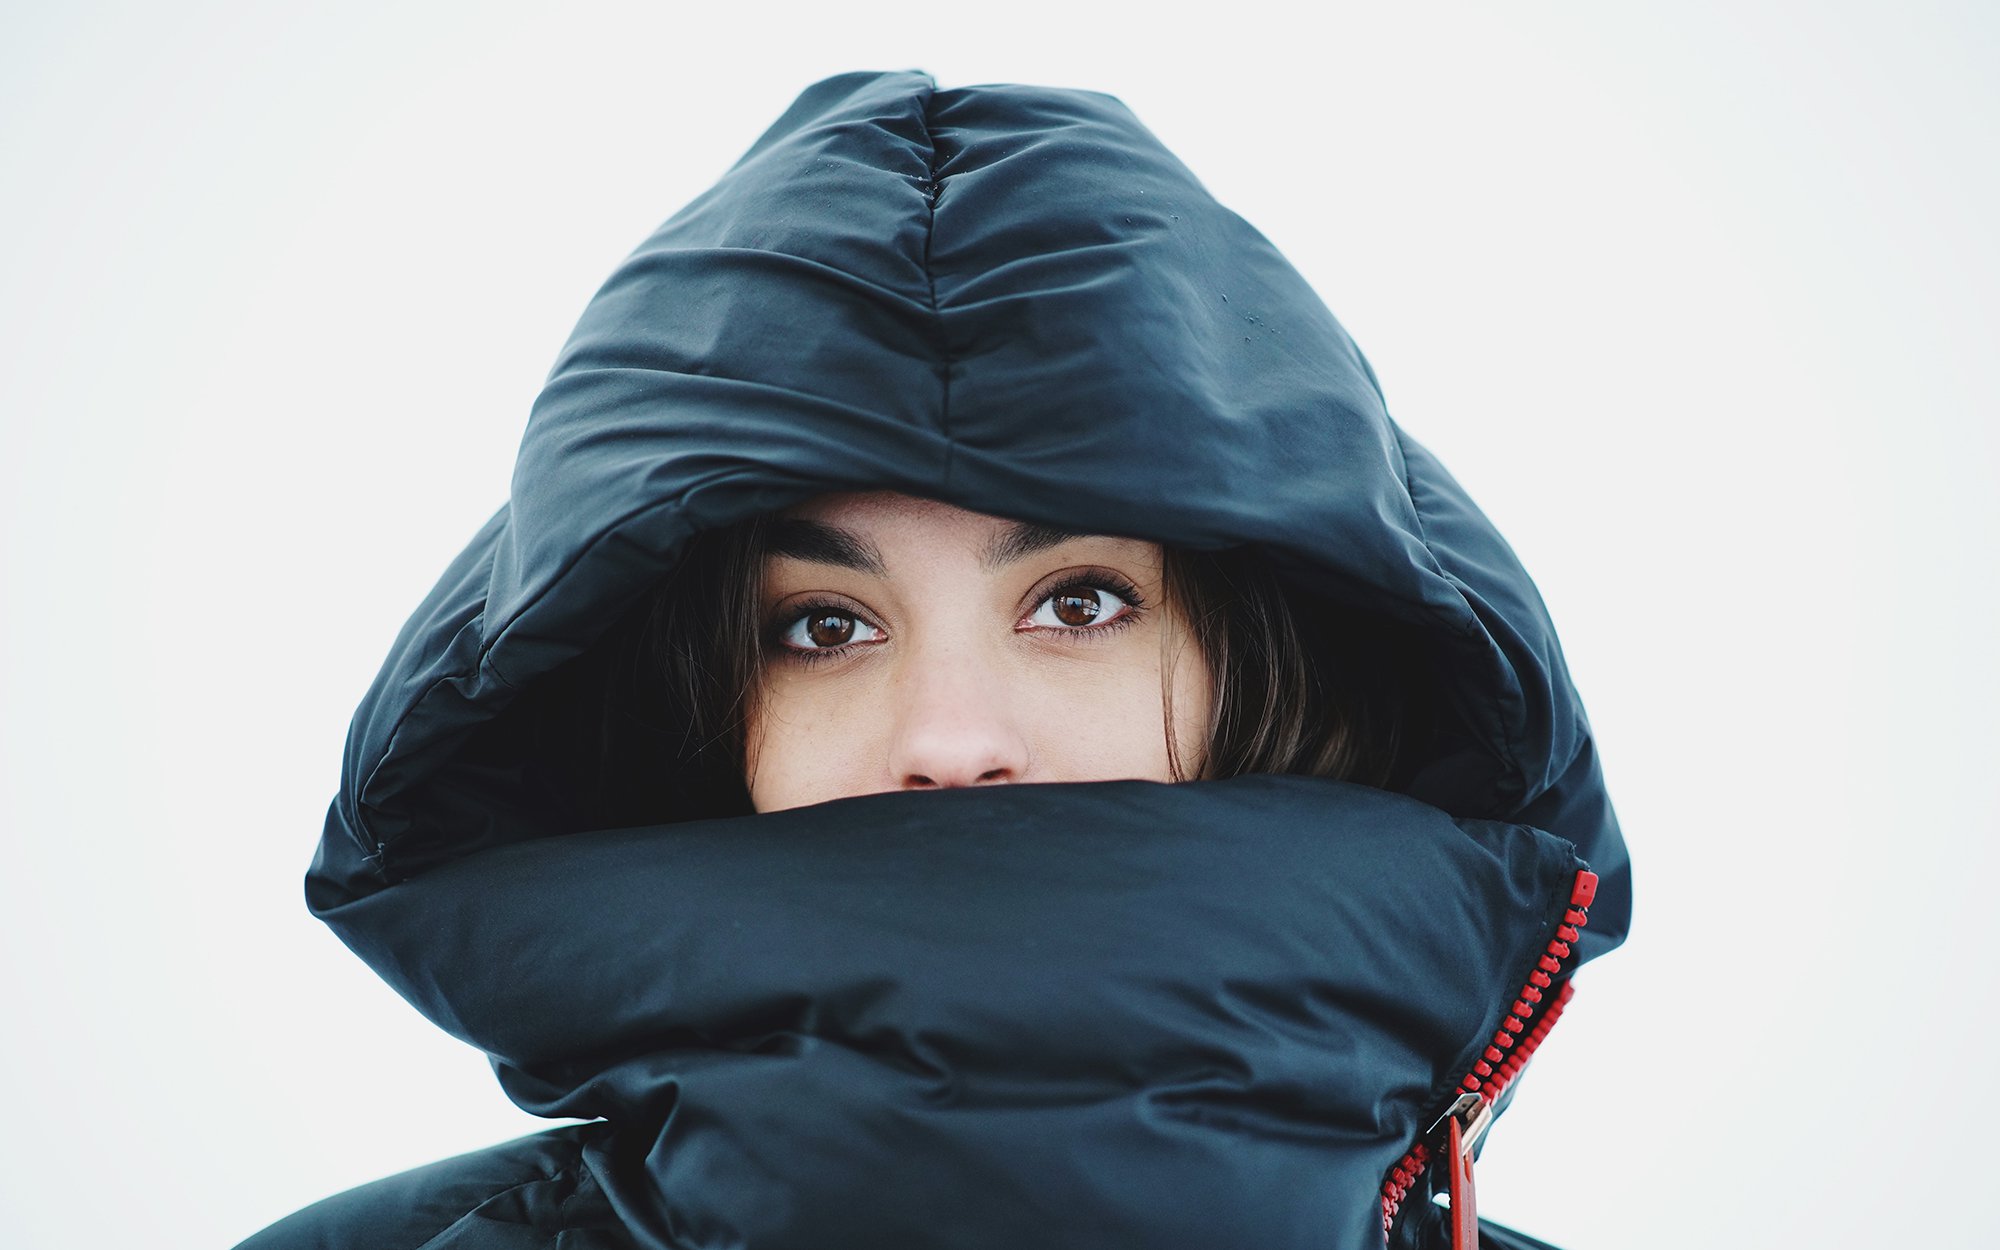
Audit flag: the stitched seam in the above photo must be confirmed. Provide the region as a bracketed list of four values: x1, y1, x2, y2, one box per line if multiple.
[915, 83, 954, 490]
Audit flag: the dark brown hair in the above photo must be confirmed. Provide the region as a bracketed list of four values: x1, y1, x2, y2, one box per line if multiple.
[1159, 546, 1408, 786]
[523, 518, 1426, 830]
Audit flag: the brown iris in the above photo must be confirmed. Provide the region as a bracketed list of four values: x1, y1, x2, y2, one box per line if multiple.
[805, 613, 857, 647]
[1050, 590, 1102, 627]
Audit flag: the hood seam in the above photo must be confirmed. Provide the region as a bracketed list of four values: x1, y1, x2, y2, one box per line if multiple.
[916, 83, 954, 492]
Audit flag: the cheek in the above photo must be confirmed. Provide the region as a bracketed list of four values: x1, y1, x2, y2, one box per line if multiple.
[1016, 641, 1192, 782]
[743, 624, 1213, 804]
[744, 667, 893, 812]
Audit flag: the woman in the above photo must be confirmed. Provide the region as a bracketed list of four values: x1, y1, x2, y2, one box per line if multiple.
[238, 70, 1630, 1250]
[555, 490, 1421, 824]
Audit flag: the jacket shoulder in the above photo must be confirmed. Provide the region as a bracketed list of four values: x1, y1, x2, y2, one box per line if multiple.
[229, 1122, 633, 1250]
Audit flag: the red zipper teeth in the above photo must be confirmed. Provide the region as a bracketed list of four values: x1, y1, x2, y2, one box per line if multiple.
[1378, 868, 1599, 1241]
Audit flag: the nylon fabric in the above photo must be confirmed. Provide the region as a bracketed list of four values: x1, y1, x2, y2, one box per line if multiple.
[241, 69, 1632, 1249]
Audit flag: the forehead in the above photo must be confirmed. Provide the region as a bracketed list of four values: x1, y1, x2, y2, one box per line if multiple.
[781, 490, 1001, 538]
[769, 491, 1161, 575]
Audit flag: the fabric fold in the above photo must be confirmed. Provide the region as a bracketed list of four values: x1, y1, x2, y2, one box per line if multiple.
[318, 777, 1583, 1248]
[279, 68, 1633, 1248]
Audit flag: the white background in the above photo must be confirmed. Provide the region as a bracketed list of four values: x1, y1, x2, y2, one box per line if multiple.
[4, 3, 1994, 1246]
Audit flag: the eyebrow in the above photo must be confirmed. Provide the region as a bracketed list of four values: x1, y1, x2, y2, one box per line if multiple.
[982, 520, 1092, 569]
[764, 519, 887, 575]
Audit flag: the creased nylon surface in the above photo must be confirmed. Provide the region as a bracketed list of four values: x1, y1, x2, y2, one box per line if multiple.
[321, 778, 1583, 1248]
[296, 68, 1633, 1249]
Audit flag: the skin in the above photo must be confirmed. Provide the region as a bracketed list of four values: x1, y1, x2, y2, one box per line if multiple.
[744, 492, 1215, 813]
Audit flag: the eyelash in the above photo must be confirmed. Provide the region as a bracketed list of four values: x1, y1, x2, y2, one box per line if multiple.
[767, 571, 1148, 665]
[1035, 572, 1147, 639]
[767, 597, 879, 667]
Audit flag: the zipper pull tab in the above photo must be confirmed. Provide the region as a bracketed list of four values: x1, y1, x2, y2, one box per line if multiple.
[1426, 1092, 1492, 1250]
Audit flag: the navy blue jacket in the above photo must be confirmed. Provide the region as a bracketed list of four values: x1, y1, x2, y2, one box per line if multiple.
[236, 70, 1631, 1250]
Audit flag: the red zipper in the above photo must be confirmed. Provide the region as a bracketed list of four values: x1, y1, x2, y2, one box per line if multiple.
[1378, 868, 1599, 1245]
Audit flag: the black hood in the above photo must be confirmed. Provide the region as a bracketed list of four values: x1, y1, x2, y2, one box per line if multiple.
[306, 70, 1631, 1248]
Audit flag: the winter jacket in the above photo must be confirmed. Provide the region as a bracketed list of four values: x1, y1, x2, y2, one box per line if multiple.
[234, 69, 1632, 1250]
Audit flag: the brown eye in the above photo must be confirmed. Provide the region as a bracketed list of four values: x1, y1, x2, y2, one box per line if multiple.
[779, 607, 884, 652]
[807, 613, 855, 646]
[1028, 584, 1134, 630]
[1051, 591, 1102, 627]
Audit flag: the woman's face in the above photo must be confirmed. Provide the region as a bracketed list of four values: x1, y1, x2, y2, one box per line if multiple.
[744, 492, 1214, 813]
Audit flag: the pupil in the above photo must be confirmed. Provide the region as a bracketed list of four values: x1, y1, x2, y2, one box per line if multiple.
[807, 613, 855, 647]
[1053, 591, 1101, 627]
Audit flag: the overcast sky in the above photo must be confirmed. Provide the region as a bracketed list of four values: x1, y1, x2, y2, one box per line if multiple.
[4, 3, 1995, 1247]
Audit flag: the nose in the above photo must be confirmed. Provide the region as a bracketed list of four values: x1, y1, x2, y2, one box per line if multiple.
[886, 649, 1030, 792]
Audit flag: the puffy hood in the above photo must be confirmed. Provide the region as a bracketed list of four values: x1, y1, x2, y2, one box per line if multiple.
[306, 70, 1631, 1248]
